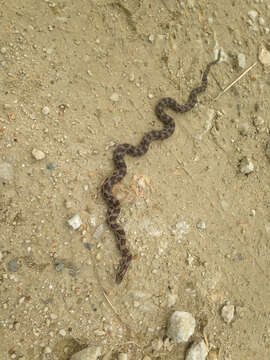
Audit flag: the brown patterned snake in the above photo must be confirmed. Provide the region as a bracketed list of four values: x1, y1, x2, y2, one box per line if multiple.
[102, 51, 221, 284]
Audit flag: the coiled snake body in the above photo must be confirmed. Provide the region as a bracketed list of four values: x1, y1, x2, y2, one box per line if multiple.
[102, 52, 220, 283]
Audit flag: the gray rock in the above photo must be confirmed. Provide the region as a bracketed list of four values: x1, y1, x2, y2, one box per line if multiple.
[8, 258, 21, 272]
[70, 346, 102, 360]
[0, 162, 14, 181]
[167, 311, 196, 343]
[185, 340, 208, 360]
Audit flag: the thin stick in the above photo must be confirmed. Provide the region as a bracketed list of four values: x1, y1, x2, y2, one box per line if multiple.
[213, 61, 258, 101]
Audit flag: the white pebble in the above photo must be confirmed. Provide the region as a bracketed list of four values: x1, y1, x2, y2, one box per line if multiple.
[32, 148, 45, 160]
[259, 17, 265, 26]
[44, 346, 52, 354]
[237, 53, 246, 68]
[129, 72, 135, 82]
[110, 92, 119, 102]
[68, 214, 82, 230]
[249, 209, 256, 216]
[259, 44, 270, 66]
[70, 346, 102, 360]
[42, 106, 50, 115]
[196, 220, 206, 230]
[239, 157, 254, 174]
[167, 311, 196, 343]
[0, 47, 7, 54]
[93, 224, 104, 239]
[248, 10, 258, 21]
[185, 339, 208, 360]
[253, 116, 264, 127]
[148, 34, 155, 43]
[59, 329, 66, 336]
[221, 304, 235, 323]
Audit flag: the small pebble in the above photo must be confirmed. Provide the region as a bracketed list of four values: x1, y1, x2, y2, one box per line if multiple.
[42, 106, 50, 115]
[110, 93, 119, 102]
[221, 304, 235, 323]
[258, 17, 265, 26]
[185, 339, 208, 360]
[0, 47, 7, 54]
[237, 53, 246, 68]
[167, 311, 196, 343]
[148, 34, 155, 43]
[32, 148, 45, 160]
[59, 329, 66, 336]
[248, 10, 258, 21]
[259, 44, 270, 66]
[93, 224, 104, 239]
[196, 220, 206, 230]
[70, 346, 102, 360]
[68, 214, 82, 230]
[8, 258, 20, 272]
[0, 162, 14, 181]
[44, 346, 52, 354]
[46, 163, 55, 170]
[249, 209, 256, 216]
[239, 122, 249, 135]
[239, 157, 254, 174]
[129, 72, 135, 82]
[253, 116, 264, 128]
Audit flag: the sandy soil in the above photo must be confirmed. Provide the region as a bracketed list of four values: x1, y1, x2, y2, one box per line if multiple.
[1, 1, 270, 359]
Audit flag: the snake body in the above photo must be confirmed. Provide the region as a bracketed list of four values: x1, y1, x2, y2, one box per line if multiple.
[102, 52, 220, 283]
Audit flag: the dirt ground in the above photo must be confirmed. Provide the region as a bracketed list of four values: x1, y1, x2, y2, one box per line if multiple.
[1, 1, 270, 359]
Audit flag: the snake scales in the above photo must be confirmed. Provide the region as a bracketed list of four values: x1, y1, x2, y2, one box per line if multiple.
[102, 51, 220, 284]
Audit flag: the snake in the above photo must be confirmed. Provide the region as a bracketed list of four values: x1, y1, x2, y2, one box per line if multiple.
[102, 51, 221, 284]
